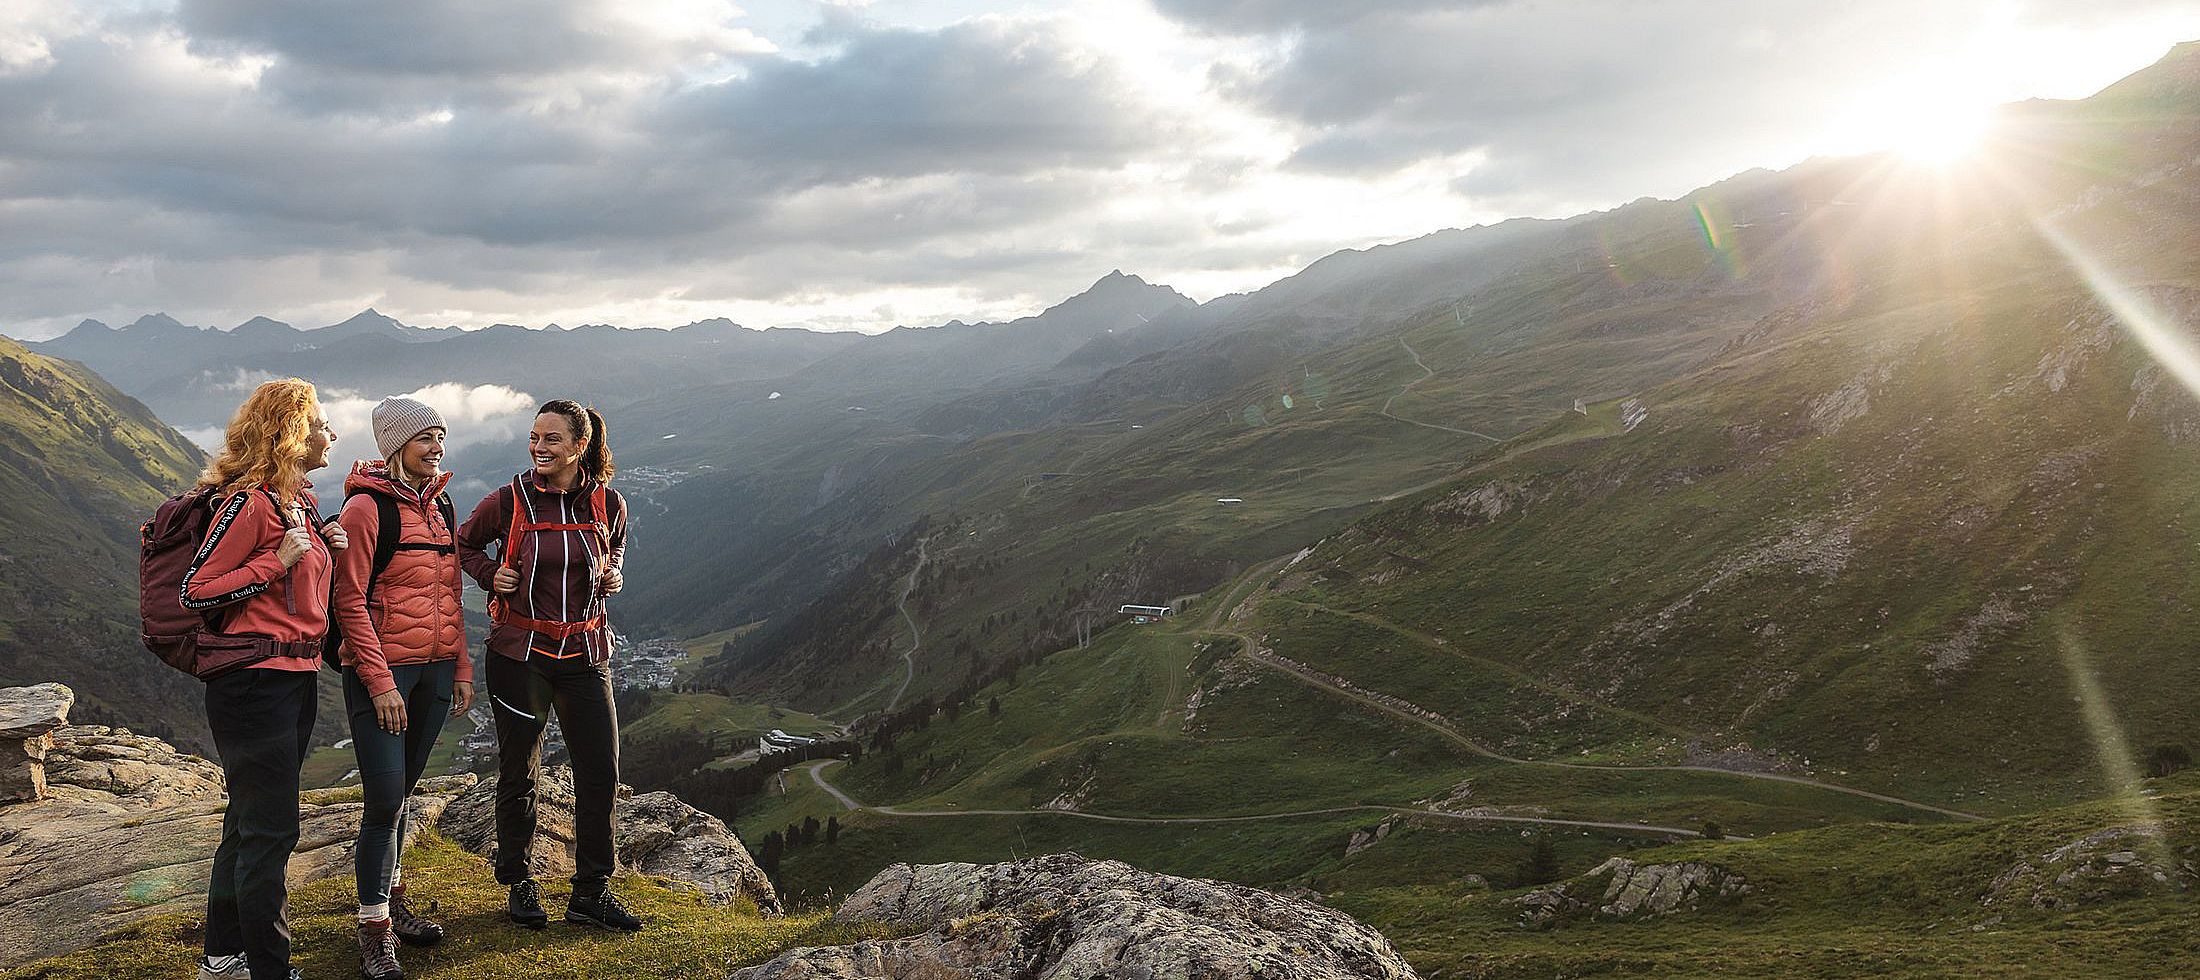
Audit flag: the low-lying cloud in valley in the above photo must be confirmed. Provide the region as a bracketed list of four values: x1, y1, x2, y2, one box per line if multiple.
[318, 383, 537, 496]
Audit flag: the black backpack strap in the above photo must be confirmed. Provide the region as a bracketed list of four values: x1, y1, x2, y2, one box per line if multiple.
[389, 492, 456, 558]
[369, 491, 401, 599]
[323, 487, 402, 668]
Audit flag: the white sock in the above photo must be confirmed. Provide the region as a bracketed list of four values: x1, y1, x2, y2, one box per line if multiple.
[389, 865, 403, 890]
[358, 902, 390, 922]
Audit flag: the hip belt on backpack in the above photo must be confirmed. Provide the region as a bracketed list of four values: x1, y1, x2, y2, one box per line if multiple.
[490, 603, 606, 642]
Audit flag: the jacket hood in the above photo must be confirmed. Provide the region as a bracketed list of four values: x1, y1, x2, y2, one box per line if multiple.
[345, 458, 455, 501]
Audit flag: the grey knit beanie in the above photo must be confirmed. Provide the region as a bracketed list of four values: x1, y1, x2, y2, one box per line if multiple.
[372, 396, 447, 460]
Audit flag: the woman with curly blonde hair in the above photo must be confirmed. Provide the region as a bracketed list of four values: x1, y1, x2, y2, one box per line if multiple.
[184, 378, 349, 980]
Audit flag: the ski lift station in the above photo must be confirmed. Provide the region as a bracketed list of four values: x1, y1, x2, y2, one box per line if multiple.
[1119, 604, 1174, 624]
[761, 729, 819, 750]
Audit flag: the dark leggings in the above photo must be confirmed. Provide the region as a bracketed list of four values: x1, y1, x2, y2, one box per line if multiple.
[343, 659, 457, 909]
[204, 667, 316, 980]
[488, 652, 621, 890]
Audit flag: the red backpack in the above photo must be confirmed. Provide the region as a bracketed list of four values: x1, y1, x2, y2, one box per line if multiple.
[487, 476, 611, 646]
[139, 487, 320, 679]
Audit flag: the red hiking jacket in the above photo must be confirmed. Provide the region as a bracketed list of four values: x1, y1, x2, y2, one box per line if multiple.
[456, 472, 627, 665]
[332, 461, 472, 697]
[181, 485, 331, 672]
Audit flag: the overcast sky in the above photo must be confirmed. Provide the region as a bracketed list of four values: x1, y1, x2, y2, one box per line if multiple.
[2, 0, 2195, 339]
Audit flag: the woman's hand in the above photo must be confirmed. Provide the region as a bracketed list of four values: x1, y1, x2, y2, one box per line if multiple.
[277, 526, 315, 568]
[320, 519, 348, 552]
[598, 567, 623, 596]
[492, 567, 521, 594]
[451, 681, 475, 717]
[371, 688, 408, 734]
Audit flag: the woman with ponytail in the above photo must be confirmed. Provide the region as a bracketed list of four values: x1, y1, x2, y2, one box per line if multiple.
[184, 379, 346, 980]
[455, 400, 639, 933]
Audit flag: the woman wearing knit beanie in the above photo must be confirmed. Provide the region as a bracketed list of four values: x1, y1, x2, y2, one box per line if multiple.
[331, 395, 473, 980]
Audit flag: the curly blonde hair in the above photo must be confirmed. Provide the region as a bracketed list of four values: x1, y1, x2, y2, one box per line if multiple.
[196, 378, 322, 497]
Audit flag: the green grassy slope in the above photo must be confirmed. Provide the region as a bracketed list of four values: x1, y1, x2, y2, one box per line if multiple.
[700, 43, 2200, 737]
[0, 337, 210, 747]
[1358, 778, 2200, 978]
[1288, 232, 2200, 810]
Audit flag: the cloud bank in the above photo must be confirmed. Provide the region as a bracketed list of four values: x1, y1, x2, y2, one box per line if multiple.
[0, 0, 2193, 340]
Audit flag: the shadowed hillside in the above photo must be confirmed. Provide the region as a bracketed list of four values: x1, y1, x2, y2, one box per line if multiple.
[0, 338, 208, 746]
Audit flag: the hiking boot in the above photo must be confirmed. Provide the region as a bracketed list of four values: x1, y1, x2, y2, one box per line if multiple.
[199, 957, 298, 980]
[388, 890, 445, 947]
[507, 879, 549, 930]
[358, 921, 403, 980]
[197, 954, 249, 980]
[566, 887, 643, 932]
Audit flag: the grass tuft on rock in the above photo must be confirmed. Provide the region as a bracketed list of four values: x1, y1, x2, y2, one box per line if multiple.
[5, 833, 896, 980]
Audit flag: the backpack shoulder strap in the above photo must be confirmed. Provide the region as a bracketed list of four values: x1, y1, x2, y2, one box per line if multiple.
[437, 492, 457, 545]
[340, 486, 403, 604]
[370, 491, 400, 600]
[500, 477, 528, 569]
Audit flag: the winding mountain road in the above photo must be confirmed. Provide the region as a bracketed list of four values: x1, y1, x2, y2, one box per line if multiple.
[800, 760, 1712, 838]
[1199, 623, 1985, 823]
[1380, 339, 1504, 442]
[883, 535, 932, 715]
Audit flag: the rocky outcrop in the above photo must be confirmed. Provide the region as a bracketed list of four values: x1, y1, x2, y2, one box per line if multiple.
[0, 683, 73, 802]
[1981, 824, 2193, 911]
[434, 766, 781, 914]
[1513, 857, 1751, 926]
[1346, 817, 1397, 856]
[731, 853, 1417, 980]
[0, 723, 454, 968]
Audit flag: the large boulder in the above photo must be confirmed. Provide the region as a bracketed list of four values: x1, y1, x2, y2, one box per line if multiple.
[0, 683, 74, 802]
[434, 766, 781, 914]
[731, 853, 1418, 980]
[0, 724, 455, 968]
[1981, 823, 2193, 911]
[1512, 856, 1751, 926]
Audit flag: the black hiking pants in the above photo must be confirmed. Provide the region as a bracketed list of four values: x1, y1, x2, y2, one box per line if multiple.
[488, 652, 621, 891]
[203, 667, 316, 980]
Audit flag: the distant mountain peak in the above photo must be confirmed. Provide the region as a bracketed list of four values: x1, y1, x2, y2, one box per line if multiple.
[1089, 269, 1149, 290]
[129, 312, 189, 332]
[314, 308, 417, 339]
[2089, 37, 2200, 104]
[1051, 271, 1189, 317]
[231, 316, 295, 335]
[65, 318, 112, 336]
[675, 317, 749, 335]
[332, 308, 398, 326]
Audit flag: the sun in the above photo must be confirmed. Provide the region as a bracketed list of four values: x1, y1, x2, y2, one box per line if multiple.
[1820, 66, 2001, 169]
[1881, 102, 1994, 167]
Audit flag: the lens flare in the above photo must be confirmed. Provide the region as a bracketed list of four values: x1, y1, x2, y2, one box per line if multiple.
[2054, 625, 2175, 868]
[1691, 198, 1746, 278]
[2033, 219, 2200, 403]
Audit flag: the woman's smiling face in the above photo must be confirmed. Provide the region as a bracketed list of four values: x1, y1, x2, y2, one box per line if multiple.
[398, 426, 444, 481]
[529, 412, 584, 482]
[306, 408, 335, 470]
